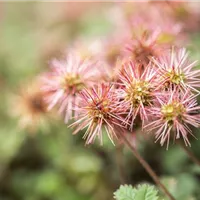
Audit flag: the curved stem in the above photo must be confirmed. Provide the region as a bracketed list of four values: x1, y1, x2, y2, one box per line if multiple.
[178, 141, 200, 167]
[121, 133, 175, 200]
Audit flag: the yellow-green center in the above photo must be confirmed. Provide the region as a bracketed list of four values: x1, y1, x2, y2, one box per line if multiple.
[125, 80, 152, 107]
[88, 99, 110, 122]
[61, 74, 85, 92]
[161, 102, 186, 123]
[165, 70, 185, 85]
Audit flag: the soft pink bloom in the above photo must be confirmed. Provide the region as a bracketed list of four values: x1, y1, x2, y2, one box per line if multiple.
[164, 2, 200, 32]
[101, 35, 125, 66]
[41, 51, 103, 123]
[124, 20, 182, 65]
[122, 3, 184, 65]
[69, 83, 124, 145]
[72, 36, 123, 79]
[11, 79, 50, 133]
[152, 47, 200, 93]
[145, 90, 200, 149]
[124, 29, 162, 65]
[128, 2, 183, 38]
[117, 61, 158, 129]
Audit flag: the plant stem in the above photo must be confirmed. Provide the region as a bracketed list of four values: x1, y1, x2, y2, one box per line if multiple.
[178, 141, 200, 167]
[121, 133, 175, 200]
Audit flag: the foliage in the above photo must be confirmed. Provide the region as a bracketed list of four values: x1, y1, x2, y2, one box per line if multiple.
[114, 184, 159, 200]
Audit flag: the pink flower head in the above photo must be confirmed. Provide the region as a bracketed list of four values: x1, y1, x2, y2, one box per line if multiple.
[11, 79, 49, 132]
[165, 2, 200, 32]
[117, 61, 158, 129]
[69, 83, 124, 145]
[123, 4, 183, 65]
[124, 29, 162, 66]
[152, 47, 200, 93]
[95, 31, 129, 67]
[127, 2, 183, 40]
[41, 51, 103, 123]
[145, 90, 200, 149]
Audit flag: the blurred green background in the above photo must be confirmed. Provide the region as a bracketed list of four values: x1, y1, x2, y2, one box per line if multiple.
[0, 2, 200, 200]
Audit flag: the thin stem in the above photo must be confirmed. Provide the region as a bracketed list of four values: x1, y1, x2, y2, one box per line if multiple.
[178, 141, 200, 167]
[121, 133, 175, 200]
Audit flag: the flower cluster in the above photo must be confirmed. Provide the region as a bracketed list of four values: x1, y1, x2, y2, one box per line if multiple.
[38, 2, 200, 148]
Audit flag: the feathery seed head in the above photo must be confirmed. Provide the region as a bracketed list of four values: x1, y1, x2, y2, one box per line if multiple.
[153, 47, 200, 92]
[41, 51, 103, 123]
[70, 83, 124, 145]
[145, 90, 200, 148]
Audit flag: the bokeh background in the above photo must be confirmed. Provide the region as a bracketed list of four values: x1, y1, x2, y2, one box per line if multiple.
[0, 2, 200, 200]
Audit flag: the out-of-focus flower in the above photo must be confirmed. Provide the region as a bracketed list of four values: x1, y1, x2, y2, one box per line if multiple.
[98, 25, 136, 67]
[102, 38, 123, 66]
[77, 34, 126, 67]
[72, 39, 103, 60]
[152, 47, 200, 92]
[121, 2, 184, 65]
[164, 1, 200, 32]
[11, 80, 50, 132]
[124, 21, 182, 66]
[127, 2, 183, 39]
[124, 29, 162, 66]
[70, 83, 124, 145]
[117, 61, 158, 129]
[145, 90, 200, 149]
[41, 51, 104, 123]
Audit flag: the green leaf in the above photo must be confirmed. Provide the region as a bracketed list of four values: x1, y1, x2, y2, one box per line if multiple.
[133, 184, 159, 200]
[114, 184, 159, 200]
[114, 185, 135, 200]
